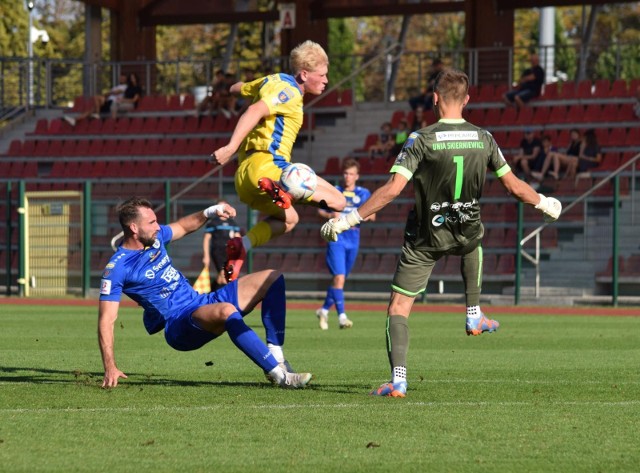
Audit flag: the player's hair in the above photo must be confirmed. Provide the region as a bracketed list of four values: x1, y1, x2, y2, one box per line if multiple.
[433, 69, 469, 104]
[342, 157, 360, 172]
[290, 40, 329, 75]
[117, 197, 153, 231]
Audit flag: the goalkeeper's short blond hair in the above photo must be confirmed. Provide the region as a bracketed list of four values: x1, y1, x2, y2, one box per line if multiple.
[290, 40, 329, 75]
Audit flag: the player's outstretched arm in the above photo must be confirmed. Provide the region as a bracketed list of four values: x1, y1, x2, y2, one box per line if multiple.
[499, 171, 561, 222]
[211, 100, 270, 166]
[98, 300, 128, 389]
[321, 173, 407, 242]
[169, 204, 237, 241]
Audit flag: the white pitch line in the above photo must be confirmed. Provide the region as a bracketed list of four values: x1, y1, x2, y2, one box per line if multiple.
[2, 400, 640, 415]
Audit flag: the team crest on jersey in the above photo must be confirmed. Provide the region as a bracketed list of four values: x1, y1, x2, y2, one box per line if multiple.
[277, 88, 294, 104]
[404, 132, 418, 148]
[149, 250, 161, 262]
[152, 239, 160, 249]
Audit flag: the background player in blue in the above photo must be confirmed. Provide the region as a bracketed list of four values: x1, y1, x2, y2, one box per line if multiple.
[321, 69, 561, 397]
[98, 197, 312, 389]
[316, 158, 375, 329]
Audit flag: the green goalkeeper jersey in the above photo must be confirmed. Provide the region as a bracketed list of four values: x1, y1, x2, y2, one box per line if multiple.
[390, 118, 511, 251]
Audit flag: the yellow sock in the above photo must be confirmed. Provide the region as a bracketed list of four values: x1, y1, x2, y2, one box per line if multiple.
[247, 221, 273, 248]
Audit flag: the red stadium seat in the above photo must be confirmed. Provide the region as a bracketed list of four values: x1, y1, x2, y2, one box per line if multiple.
[476, 84, 495, 102]
[495, 253, 515, 274]
[390, 110, 405, 129]
[624, 128, 640, 146]
[483, 108, 501, 126]
[558, 81, 576, 99]
[531, 106, 550, 124]
[6, 140, 21, 156]
[515, 106, 533, 125]
[114, 117, 130, 134]
[583, 104, 601, 123]
[323, 156, 341, 175]
[499, 107, 517, 126]
[32, 119, 48, 135]
[141, 116, 158, 133]
[541, 82, 559, 100]
[600, 103, 619, 122]
[592, 79, 610, 98]
[609, 79, 628, 97]
[575, 80, 593, 99]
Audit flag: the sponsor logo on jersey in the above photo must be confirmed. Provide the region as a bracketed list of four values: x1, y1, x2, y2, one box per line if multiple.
[430, 202, 441, 212]
[432, 215, 445, 227]
[145, 270, 155, 279]
[105, 263, 115, 269]
[100, 279, 111, 295]
[435, 130, 479, 141]
[102, 270, 110, 277]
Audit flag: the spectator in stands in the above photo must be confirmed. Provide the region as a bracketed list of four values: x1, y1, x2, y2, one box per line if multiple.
[63, 73, 127, 126]
[196, 69, 226, 115]
[316, 158, 375, 330]
[511, 128, 543, 181]
[202, 200, 242, 290]
[320, 68, 561, 398]
[408, 58, 445, 112]
[410, 104, 428, 132]
[110, 72, 142, 117]
[575, 128, 602, 174]
[235, 68, 257, 114]
[98, 197, 312, 390]
[535, 128, 582, 180]
[368, 122, 395, 158]
[502, 53, 545, 109]
[390, 119, 409, 155]
[531, 135, 558, 181]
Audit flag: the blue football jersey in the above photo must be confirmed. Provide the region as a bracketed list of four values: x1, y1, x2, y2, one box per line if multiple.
[335, 185, 371, 244]
[99, 225, 199, 334]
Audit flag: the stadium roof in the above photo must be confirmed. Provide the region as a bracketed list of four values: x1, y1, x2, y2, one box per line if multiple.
[81, 0, 638, 27]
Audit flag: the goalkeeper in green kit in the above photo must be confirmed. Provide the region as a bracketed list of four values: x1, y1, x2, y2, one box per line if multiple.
[320, 69, 561, 398]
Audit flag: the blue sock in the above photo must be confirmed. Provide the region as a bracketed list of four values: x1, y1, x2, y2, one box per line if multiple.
[261, 274, 286, 346]
[322, 287, 334, 311]
[333, 288, 345, 315]
[224, 312, 277, 372]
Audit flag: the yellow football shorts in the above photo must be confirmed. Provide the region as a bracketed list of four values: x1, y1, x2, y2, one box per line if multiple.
[235, 152, 288, 217]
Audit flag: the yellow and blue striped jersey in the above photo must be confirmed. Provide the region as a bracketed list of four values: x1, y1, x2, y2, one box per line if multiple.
[238, 73, 304, 168]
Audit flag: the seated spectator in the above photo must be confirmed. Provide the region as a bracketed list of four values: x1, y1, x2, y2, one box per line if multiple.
[390, 119, 409, 156]
[575, 128, 602, 174]
[511, 128, 543, 181]
[531, 135, 558, 181]
[536, 128, 582, 180]
[410, 105, 429, 132]
[503, 53, 545, 109]
[196, 69, 226, 115]
[368, 122, 395, 158]
[408, 58, 445, 112]
[63, 73, 127, 126]
[110, 72, 142, 117]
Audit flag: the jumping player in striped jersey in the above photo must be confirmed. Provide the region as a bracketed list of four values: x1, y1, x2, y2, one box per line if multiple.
[321, 69, 562, 397]
[212, 41, 346, 282]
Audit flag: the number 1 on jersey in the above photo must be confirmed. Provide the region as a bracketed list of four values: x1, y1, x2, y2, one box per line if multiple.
[453, 155, 463, 200]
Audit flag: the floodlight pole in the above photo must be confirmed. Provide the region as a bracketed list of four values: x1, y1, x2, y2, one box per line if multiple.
[27, 3, 33, 109]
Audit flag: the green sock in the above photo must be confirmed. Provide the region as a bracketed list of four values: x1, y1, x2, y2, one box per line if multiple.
[386, 315, 409, 379]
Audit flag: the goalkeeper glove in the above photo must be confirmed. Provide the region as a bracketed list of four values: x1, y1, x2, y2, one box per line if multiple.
[535, 194, 562, 223]
[203, 204, 227, 218]
[320, 210, 363, 242]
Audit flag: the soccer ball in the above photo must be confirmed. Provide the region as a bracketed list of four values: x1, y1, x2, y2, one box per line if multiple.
[279, 163, 317, 201]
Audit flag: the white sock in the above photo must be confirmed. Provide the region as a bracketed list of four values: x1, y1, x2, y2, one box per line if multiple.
[338, 313, 348, 323]
[268, 366, 286, 384]
[267, 343, 284, 364]
[242, 235, 252, 252]
[392, 366, 406, 384]
[318, 308, 328, 317]
[466, 305, 482, 319]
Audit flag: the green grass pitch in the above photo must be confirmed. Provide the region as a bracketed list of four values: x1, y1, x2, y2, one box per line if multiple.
[1, 303, 639, 472]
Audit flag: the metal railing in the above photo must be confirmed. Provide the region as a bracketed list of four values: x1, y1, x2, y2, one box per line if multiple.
[519, 152, 640, 305]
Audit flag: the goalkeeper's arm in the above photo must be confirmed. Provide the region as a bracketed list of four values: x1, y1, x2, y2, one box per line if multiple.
[498, 171, 561, 222]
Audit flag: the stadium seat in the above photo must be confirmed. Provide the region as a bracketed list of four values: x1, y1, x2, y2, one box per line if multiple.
[390, 110, 405, 129]
[115, 139, 132, 155]
[617, 104, 637, 121]
[483, 108, 501, 126]
[515, 106, 533, 125]
[495, 253, 515, 274]
[624, 128, 640, 146]
[156, 116, 172, 134]
[128, 117, 144, 135]
[198, 116, 215, 132]
[558, 81, 576, 99]
[621, 255, 640, 276]
[443, 255, 460, 274]
[592, 79, 610, 98]
[114, 117, 130, 134]
[563, 104, 584, 123]
[531, 106, 551, 124]
[141, 116, 159, 133]
[575, 80, 593, 99]
[500, 107, 517, 126]
[183, 116, 199, 133]
[6, 140, 21, 156]
[583, 104, 601, 123]
[609, 79, 628, 97]
[541, 82, 559, 100]
[483, 253, 498, 274]
[600, 103, 619, 122]
[31, 119, 48, 135]
[323, 156, 341, 175]
[476, 84, 495, 102]
[608, 128, 626, 147]
[466, 108, 485, 126]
